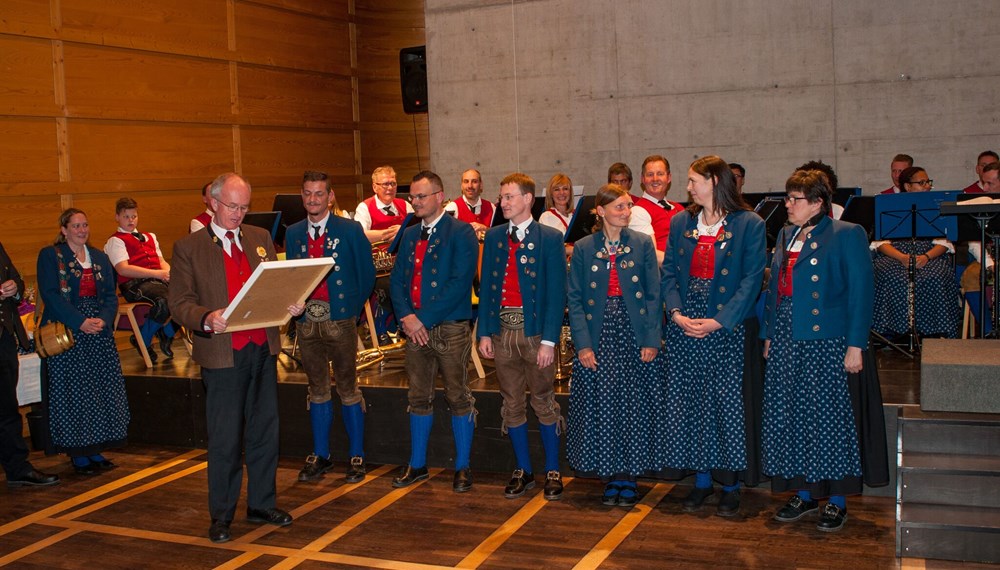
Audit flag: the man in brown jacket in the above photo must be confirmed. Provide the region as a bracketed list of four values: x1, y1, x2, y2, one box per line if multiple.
[169, 172, 302, 543]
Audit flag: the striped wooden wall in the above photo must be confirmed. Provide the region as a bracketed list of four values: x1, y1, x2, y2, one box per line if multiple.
[0, 0, 426, 282]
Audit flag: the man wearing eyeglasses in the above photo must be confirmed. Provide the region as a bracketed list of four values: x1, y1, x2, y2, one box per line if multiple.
[354, 166, 414, 244]
[169, 172, 303, 544]
[444, 169, 494, 237]
[389, 171, 479, 493]
[104, 197, 177, 363]
[477, 173, 567, 501]
[354, 166, 414, 344]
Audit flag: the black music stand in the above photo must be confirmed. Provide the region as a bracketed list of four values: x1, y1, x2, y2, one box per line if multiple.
[754, 197, 788, 250]
[564, 196, 597, 244]
[242, 211, 282, 242]
[742, 192, 784, 211]
[834, 187, 861, 207]
[874, 191, 960, 356]
[941, 196, 1000, 338]
[271, 194, 308, 248]
[841, 196, 876, 240]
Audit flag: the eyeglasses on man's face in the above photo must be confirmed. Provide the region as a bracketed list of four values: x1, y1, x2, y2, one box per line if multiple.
[375, 181, 398, 189]
[409, 190, 442, 203]
[217, 200, 250, 213]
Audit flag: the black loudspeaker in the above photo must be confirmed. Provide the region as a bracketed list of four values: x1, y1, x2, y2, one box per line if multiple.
[400, 46, 427, 114]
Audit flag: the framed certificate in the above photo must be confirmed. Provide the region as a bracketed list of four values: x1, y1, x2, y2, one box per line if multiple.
[221, 257, 334, 332]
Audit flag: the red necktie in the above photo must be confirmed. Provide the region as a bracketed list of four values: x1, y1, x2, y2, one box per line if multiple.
[225, 231, 244, 267]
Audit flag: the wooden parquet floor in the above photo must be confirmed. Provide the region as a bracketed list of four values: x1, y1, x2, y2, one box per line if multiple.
[2, 445, 993, 569]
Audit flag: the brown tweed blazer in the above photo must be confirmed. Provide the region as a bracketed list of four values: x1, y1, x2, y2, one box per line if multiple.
[168, 224, 281, 369]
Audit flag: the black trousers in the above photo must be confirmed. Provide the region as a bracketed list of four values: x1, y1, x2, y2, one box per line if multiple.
[202, 343, 279, 522]
[0, 331, 31, 479]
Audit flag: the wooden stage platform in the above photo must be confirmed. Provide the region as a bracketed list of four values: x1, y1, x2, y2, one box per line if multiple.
[3, 337, 994, 568]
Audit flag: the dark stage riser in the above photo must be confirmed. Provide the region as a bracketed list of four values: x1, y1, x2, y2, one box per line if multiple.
[124, 375, 571, 474]
[123, 374, 897, 495]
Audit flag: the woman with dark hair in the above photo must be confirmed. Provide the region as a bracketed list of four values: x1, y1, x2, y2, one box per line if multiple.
[566, 183, 662, 507]
[761, 170, 888, 532]
[36, 208, 130, 474]
[871, 166, 961, 339]
[659, 155, 766, 517]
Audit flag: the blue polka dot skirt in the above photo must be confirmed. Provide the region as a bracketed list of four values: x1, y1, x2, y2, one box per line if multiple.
[762, 299, 862, 485]
[567, 296, 666, 478]
[661, 278, 747, 473]
[45, 297, 130, 455]
[872, 239, 960, 338]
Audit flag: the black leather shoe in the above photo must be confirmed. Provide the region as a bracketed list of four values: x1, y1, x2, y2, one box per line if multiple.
[453, 467, 473, 493]
[209, 519, 231, 543]
[503, 468, 535, 499]
[129, 334, 157, 363]
[716, 489, 741, 517]
[92, 458, 117, 471]
[7, 469, 60, 487]
[391, 465, 429, 488]
[816, 503, 847, 532]
[345, 456, 366, 483]
[157, 329, 174, 359]
[298, 454, 333, 482]
[246, 507, 292, 527]
[682, 486, 714, 512]
[774, 495, 819, 522]
[543, 471, 563, 501]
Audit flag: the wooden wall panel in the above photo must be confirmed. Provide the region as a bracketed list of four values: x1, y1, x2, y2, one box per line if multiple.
[1, 195, 65, 282]
[63, 43, 233, 123]
[246, 0, 349, 20]
[360, 122, 430, 179]
[0, 0, 53, 37]
[234, 3, 352, 75]
[238, 65, 354, 128]
[59, 0, 229, 59]
[240, 127, 356, 181]
[0, 36, 60, 116]
[68, 120, 235, 181]
[0, 118, 59, 184]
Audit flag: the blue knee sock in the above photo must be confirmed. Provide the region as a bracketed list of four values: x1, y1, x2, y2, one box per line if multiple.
[797, 490, 812, 502]
[408, 413, 433, 469]
[538, 422, 560, 473]
[829, 495, 846, 509]
[138, 319, 160, 347]
[695, 471, 712, 489]
[341, 403, 365, 458]
[507, 423, 532, 472]
[722, 482, 740, 493]
[451, 413, 474, 470]
[309, 401, 333, 459]
[162, 321, 176, 338]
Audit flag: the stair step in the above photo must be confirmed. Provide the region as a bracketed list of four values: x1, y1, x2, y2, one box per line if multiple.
[898, 525, 1000, 563]
[899, 471, 1000, 508]
[900, 452, 1000, 474]
[900, 420, 1000, 455]
[899, 502, 1000, 530]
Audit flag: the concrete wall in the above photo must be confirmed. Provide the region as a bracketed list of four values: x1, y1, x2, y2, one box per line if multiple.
[425, 0, 1000, 201]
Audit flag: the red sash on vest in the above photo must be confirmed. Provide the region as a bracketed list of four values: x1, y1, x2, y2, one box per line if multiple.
[548, 208, 570, 230]
[501, 237, 523, 307]
[194, 211, 212, 229]
[632, 196, 682, 251]
[224, 247, 267, 350]
[455, 199, 493, 226]
[113, 231, 161, 284]
[366, 197, 408, 230]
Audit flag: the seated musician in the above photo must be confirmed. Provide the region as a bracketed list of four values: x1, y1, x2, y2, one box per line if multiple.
[871, 167, 961, 339]
[353, 166, 414, 344]
[104, 197, 177, 362]
[444, 168, 494, 238]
